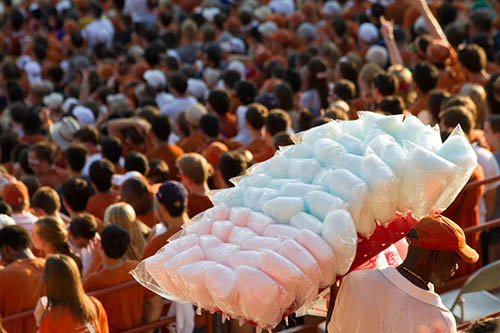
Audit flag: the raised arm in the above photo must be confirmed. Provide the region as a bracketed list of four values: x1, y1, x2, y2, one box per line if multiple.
[380, 16, 404, 67]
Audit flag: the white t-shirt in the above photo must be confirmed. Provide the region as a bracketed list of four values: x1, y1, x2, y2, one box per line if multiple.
[11, 211, 38, 234]
[328, 267, 456, 333]
[473, 145, 500, 223]
[159, 96, 198, 125]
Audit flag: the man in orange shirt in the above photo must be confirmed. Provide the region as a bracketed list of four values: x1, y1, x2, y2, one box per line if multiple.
[28, 142, 69, 189]
[83, 224, 162, 332]
[176, 153, 214, 219]
[146, 114, 184, 181]
[142, 181, 190, 259]
[0, 225, 45, 333]
[120, 178, 158, 228]
[87, 160, 120, 220]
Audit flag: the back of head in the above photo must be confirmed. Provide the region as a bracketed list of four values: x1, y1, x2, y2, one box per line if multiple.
[100, 224, 130, 259]
[177, 153, 212, 185]
[68, 214, 97, 240]
[265, 109, 291, 136]
[413, 62, 439, 93]
[458, 44, 487, 73]
[65, 144, 88, 173]
[89, 159, 114, 192]
[61, 178, 91, 212]
[31, 186, 61, 215]
[439, 106, 475, 136]
[245, 104, 269, 130]
[101, 137, 122, 164]
[125, 152, 148, 175]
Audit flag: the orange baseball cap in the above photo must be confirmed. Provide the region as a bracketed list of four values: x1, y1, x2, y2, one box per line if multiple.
[2, 181, 29, 206]
[406, 214, 479, 264]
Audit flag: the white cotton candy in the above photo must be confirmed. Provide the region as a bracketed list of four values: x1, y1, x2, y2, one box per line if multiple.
[328, 169, 376, 237]
[228, 250, 262, 270]
[399, 143, 460, 218]
[260, 249, 314, 307]
[287, 158, 322, 183]
[361, 152, 398, 224]
[228, 226, 258, 247]
[242, 236, 282, 252]
[306, 190, 347, 221]
[176, 261, 217, 310]
[312, 138, 347, 166]
[199, 235, 223, 253]
[204, 204, 230, 221]
[269, 178, 303, 191]
[211, 187, 245, 207]
[229, 207, 253, 227]
[205, 243, 241, 266]
[289, 212, 322, 234]
[312, 168, 335, 191]
[236, 266, 286, 328]
[295, 229, 337, 287]
[436, 126, 478, 210]
[337, 134, 363, 155]
[333, 153, 363, 178]
[252, 155, 289, 178]
[338, 119, 365, 140]
[262, 196, 304, 224]
[298, 121, 342, 143]
[243, 187, 279, 212]
[264, 224, 300, 239]
[359, 111, 403, 137]
[281, 143, 314, 159]
[247, 212, 275, 235]
[236, 174, 274, 188]
[281, 183, 322, 198]
[278, 239, 322, 298]
[205, 263, 240, 317]
[321, 209, 357, 275]
[211, 220, 235, 242]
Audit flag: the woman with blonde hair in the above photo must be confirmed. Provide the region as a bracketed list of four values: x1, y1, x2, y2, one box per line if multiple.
[103, 202, 147, 260]
[33, 217, 82, 273]
[34, 254, 108, 332]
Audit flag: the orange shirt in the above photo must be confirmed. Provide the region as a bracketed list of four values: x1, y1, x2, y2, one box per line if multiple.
[86, 191, 120, 221]
[39, 297, 108, 333]
[0, 258, 46, 333]
[142, 226, 182, 260]
[146, 144, 185, 181]
[178, 132, 206, 153]
[187, 193, 213, 219]
[137, 210, 158, 228]
[83, 260, 151, 332]
[36, 167, 69, 189]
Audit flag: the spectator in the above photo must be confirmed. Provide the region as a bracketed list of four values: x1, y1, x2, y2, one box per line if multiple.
[83, 224, 162, 332]
[86, 160, 119, 220]
[120, 178, 157, 228]
[0, 225, 45, 333]
[1, 181, 37, 232]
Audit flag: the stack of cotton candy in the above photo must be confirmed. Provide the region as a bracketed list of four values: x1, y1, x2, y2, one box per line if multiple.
[133, 113, 477, 329]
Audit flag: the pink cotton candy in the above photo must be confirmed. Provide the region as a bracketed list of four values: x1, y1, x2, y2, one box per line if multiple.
[242, 236, 283, 252]
[227, 226, 258, 247]
[167, 234, 200, 253]
[228, 251, 262, 270]
[199, 235, 223, 253]
[205, 263, 241, 317]
[211, 220, 234, 242]
[295, 229, 337, 287]
[260, 249, 314, 307]
[247, 212, 275, 235]
[230, 207, 252, 227]
[236, 266, 287, 328]
[205, 243, 241, 266]
[176, 261, 218, 310]
[278, 239, 322, 299]
[264, 224, 299, 239]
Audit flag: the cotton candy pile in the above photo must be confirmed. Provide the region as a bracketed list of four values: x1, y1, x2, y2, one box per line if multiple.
[132, 112, 477, 329]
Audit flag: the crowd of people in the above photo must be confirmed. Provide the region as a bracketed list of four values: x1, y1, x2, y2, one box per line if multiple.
[0, 0, 499, 330]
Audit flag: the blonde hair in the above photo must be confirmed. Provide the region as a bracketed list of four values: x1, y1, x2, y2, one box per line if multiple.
[177, 153, 213, 185]
[460, 83, 488, 128]
[104, 202, 147, 260]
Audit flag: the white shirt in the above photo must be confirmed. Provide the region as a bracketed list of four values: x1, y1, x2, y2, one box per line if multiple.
[11, 211, 38, 234]
[328, 267, 456, 333]
[473, 145, 500, 223]
[159, 96, 198, 125]
[233, 105, 251, 145]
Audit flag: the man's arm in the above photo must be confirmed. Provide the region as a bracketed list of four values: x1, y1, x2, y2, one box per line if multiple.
[144, 295, 163, 333]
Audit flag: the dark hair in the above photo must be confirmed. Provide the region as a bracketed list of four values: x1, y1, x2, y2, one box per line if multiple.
[0, 132, 18, 163]
[101, 137, 122, 164]
[235, 81, 257, 105]
[100, 224, 131, 259]
[125, 152, 148, 175]
[379, 96, 406, 115]
[265, 109, 291, 136]
[373, 73, 398, 96]
[200, 114, 220, 138]
[413, 62, 439, 93]
[208, 90, 230, 115]
[151, 115, 172, 142]
[334, 79, 356, 102]
[169, 72, 188, 94]
[74, 126, 99, 146]
[148, 159, 169, 184]
[68, 214, 97, 240]
[307, 58, 329, 109]
[458, 44, 487, 73]
[61, 178, 91, 212]
[89, 160, 114, 192]
[9, 102, 26, 123]
[0, 225, 32, 250]
[65, 145, 87, 173]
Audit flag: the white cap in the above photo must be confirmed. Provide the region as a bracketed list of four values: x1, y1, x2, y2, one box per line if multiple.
[24, 61, 42, 84]
[187, 79, 208, 100]
[112, 171, 144, 187]
[143, 69, 167, 89]
[358, 22, 379, 44]
[72, 105, 95, 125]
[43, 92, 64, 109]
[62, 97, 79, 113]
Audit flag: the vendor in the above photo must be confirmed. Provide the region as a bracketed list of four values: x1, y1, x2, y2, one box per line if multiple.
[327, 214, 478, 332]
